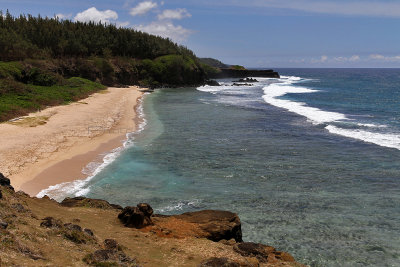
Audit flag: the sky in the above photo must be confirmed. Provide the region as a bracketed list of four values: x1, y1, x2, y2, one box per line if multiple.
[1, 0, 400, 68]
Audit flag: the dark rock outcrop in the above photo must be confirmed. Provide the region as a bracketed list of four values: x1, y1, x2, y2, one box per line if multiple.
[174, 210, 243, 242]
[64, 223, 82, 232]
[205, 80, 221, 86]
[233, 242, 295, 263]
[210, 69, 280, 79]
[83, 239, 138, 266]
[199, 257, 241, 267]
[0, 173, 14, 191]
[62, 223, 96, 244]
[104, 239, 119, 250]
[232, 83, 253, 86]
[233, 78, 258, 83]
[40, 217, 63, 229]
[60, 196, 122, 210]
[0, 221, 8, 229]
[11, 203, 26, 212]
[83, 228, 94, 237]
[118, 203, 154, 228]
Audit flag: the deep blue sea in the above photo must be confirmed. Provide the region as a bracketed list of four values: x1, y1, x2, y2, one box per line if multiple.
[40, 69, 400, 267]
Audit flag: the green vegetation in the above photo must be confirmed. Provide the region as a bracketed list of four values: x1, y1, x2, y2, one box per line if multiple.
[0, 11, 212, 121]
[200, 63, 221, 77]
[139, 55, 204, 87]
[199, 58, 229, 69]
[0, 10, 195, 61]
[0, 61, 105, 121]
[230, 65, 246, 70]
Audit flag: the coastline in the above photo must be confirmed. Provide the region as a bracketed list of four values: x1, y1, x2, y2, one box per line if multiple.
[0, 86, 144, 196]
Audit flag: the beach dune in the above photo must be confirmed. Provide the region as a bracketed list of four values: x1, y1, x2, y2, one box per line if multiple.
[0, 86, 143, 196]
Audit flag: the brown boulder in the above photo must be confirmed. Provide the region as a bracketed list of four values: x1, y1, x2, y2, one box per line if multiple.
[40, 217, 63, 229]
[104, 239, 119, 250]
[174, 210, 242, 242]
[0, 221, 8, 229]
[64, 223, 82, 231]
[118, 203, 154, 228]
[0, 173, 14, 191]
[199, 257, 241, 267]
[83, 239, 138, 266]
[83, 228, 94, 236]
[233, 242, 295, 263]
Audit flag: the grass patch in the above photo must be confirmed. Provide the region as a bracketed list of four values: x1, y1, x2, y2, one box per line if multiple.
[0, 76, 105, 122]
[7, 116, 50, 127]
[96, 89, 109, 94]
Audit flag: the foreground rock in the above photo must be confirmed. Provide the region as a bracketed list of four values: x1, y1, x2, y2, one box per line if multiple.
[0, 178, 305, 266]
[83, 239, 138, 266]
[234, 242, 295, 263]
[174, 210, 243, 242]
[118, 203, 154, 228]
[200, 257, 241, 267]
[0, 172, 14, 191]
[140, 207, 243, 242]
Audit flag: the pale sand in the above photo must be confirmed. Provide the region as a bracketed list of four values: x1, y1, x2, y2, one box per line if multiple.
[0, 86, 144, 196]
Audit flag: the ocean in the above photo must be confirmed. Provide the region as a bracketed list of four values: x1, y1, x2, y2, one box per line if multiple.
[39, 68, 400, 267]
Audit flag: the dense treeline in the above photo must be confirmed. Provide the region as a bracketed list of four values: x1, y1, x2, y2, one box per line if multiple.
[0, 11, 210, 121]
[0, 10, 206, 88]
[0, 10, 196, 61]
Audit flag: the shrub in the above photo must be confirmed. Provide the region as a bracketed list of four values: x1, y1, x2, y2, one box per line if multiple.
[0, 61, 23, 79]
[22, 67, 59, 86]
[230, 65, 246, 70]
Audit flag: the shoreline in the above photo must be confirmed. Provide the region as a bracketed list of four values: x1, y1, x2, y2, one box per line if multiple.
[0, 86, 144, 196]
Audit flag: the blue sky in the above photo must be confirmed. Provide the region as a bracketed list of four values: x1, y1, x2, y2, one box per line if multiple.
[1, 0, 400, 68]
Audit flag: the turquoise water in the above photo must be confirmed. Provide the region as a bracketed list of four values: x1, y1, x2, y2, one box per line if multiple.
[42, 69, 400, 266]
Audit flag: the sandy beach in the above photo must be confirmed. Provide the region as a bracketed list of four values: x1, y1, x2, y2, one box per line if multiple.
[0, 86, 144, 196]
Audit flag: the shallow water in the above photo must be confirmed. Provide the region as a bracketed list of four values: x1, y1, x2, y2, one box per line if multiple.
[43, 69, 400, 266]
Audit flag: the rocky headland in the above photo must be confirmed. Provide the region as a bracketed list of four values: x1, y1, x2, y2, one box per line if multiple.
[0, 173, 306, 266]
[210, 69, 280, 79]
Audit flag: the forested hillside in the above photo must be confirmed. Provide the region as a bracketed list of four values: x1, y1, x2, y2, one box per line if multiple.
[0, 11, 207, 121]
[0, 11, 196, 61]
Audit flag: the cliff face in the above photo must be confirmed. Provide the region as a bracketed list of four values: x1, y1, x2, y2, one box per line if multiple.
[210, 69, 280, 79]
[0, 174, 305, 266]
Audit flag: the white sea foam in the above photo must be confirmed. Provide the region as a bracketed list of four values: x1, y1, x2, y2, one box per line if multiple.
[36, 94, 149, 201]
[326, 125, 400, 150]
[156, 199, 201, 213]
[202, 75, 399, 151]
[356, 122, 387, 128]
[262, 77, 346, 124]
[263, 76, 400, 150]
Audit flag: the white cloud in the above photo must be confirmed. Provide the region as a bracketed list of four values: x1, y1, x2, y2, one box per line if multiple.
[349, 55, 360, 62]
[369, 54, 400, 61]
[74, 7, 118, 23]
[55, 13, 72, 20]
[311, 55, 328, 63]
[130, 1, 158, 16]
[158, 8, 191, 20]
[135, 21, 192, 42]
[334, 55, 360, 62]
[207, 0, 400, 17]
